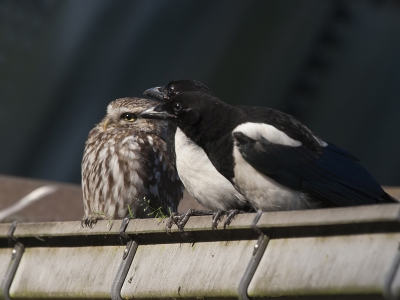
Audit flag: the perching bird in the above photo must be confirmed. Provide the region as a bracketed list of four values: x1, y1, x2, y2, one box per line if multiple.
[140, 80, 397, 224]
[144, 82, 253, 231]
[81, 97, 183, 227]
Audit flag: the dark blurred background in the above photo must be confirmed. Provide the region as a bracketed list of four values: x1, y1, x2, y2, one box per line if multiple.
[1, 0, 400, 187]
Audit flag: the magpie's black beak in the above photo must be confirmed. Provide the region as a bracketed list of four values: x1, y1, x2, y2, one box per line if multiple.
[143, 86, 165, 101]
[138, 105, 176, 120]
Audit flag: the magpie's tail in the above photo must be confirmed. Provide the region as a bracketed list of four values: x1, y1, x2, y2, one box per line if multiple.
[380, 192, 399, 203]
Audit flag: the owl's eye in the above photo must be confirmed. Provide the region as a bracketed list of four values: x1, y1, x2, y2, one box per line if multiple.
[121, 113, 136, 122]
[173, 103, 183, 113]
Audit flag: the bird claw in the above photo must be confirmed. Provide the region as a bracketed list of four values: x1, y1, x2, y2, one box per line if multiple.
[165, 209, 244, 232]
[165, 209, 214, 233]
[81, 216, 98, 228]
[223, 209, 241, 229]
[212, 210, 226, 230]
[176, 211, 193, 231]
[166, 212, 183, 234]
[211, 209, 244, 230]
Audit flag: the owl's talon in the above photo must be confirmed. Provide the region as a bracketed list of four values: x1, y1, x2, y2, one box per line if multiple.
[81, 215, 99, 228]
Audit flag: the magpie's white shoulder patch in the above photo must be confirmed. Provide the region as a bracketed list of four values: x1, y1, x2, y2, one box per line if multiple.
[233, 122, 301, 147]
[231, 122, 319, 211]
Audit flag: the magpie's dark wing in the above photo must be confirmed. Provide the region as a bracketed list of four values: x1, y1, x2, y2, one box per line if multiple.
[233, 131, 395, 206]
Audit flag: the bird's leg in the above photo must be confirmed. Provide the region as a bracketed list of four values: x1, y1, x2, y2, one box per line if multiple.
[81, 216, 99, 228]
[80, 218, 87, 228]
[166, 212, 182, 234]
[210, 209, 246, 230]
[212, 210, 227, 230]
[223, 209, 244, 229]
[166, 210, 213, 233]
[166, 210, 212, 233]
[175, 209, 214, 232]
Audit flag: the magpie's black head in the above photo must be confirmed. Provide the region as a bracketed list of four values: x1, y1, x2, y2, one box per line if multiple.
[139, 91, 211, 125]
[140, 80, 237, 141]
[143, 79, 213, 101]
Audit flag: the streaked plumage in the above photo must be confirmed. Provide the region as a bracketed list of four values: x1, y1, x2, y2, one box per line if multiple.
[81, 97, 183, 227]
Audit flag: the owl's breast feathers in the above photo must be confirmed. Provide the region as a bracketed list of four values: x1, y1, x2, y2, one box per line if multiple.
[81, 98, 183, 227]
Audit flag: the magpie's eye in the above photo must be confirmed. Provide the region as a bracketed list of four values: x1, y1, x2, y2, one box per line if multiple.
[121, 113, 136, 122]
[173, 103, 183, 113]
[168, 85, 177, 96]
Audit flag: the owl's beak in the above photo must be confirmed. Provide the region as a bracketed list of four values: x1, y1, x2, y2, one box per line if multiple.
[103, 118, 110, 130]
[143, 86, 166, 101]
[138, 105, 176, 120]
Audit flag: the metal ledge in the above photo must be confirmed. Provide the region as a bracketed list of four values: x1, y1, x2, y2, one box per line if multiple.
[0, 204, 399, 299]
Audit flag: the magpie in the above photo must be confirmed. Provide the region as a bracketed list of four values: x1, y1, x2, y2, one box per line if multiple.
[141, 80, 397, 228]
[144, 81, 254, 231]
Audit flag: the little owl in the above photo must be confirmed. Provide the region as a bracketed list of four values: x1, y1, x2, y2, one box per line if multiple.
[81, 97, 183, 227]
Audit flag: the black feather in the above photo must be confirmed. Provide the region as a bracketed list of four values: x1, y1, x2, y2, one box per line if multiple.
[236, 134, 395, 206]
[142, 79, 398, 213]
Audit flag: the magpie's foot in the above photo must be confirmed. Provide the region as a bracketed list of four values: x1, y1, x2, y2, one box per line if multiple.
[166, 212, 182, 234]
[212, 210, 227, 231]
[166, 209, 214, 233]
[177, 209, 214, 232]
[223, 209, 243, 229]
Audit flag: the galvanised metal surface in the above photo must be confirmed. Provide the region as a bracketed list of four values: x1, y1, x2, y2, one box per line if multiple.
[0, 202, 399, 299]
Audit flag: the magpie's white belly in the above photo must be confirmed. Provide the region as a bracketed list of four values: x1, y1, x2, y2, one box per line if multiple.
[175, 128, 246, 211]
[232, 145, 316, 211]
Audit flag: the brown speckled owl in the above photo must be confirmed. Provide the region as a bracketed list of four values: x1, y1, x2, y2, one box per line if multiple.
[81, 97, 183, 227]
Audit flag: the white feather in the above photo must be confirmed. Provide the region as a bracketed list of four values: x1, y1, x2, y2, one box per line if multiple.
[232, 123, 319, 211]
[175, 128, 246, 211]
[233, 122, 302, 147]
